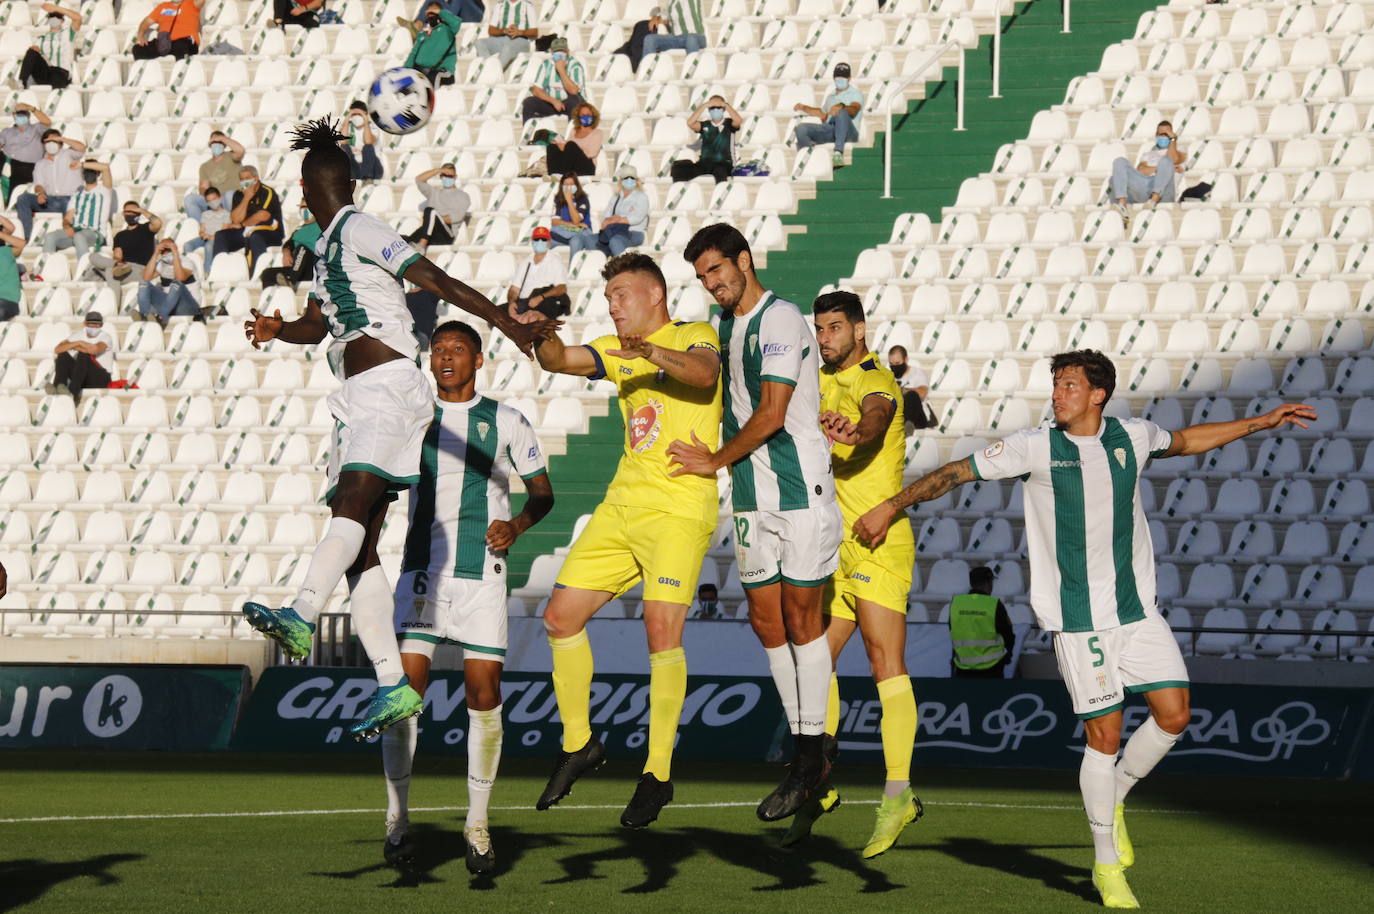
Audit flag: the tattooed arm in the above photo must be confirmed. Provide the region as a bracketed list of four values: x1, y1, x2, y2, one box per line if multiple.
[1161, 403, 1317, 458]
[853, 457, 976, 548]
[604, 334, 720, 389]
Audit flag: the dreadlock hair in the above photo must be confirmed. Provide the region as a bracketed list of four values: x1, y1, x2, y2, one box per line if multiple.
[290, 117, 353, 187]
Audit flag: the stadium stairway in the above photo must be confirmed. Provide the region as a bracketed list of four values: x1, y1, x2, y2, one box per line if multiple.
[759, 0, 1163, 304]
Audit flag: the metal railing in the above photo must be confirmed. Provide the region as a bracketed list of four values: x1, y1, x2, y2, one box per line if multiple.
[883, 41, 959, 199]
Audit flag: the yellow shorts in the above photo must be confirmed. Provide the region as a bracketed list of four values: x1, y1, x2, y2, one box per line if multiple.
[824, 537, 915, 622]
[555, 502, 713, 605]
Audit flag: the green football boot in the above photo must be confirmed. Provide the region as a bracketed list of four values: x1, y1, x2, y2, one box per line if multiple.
[348, 676, 423, 741]
[241, 603, 315, 662]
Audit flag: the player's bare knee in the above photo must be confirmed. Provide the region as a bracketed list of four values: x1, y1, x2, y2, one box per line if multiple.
[1084, 716, 1122, 754]
[466, 681, 501, 711]
[1154, 704, 1191, 736]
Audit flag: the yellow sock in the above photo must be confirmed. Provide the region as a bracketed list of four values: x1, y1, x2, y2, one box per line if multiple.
[549, 630, 593, 752]
[877, 675, 917, 783]
[824, 673, 840, 738]
[644, 647, 686, 781]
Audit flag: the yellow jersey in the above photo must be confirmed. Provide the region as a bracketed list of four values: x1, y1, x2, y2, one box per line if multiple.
[819, 354, 913, 543]
[585, 320, 722, 525]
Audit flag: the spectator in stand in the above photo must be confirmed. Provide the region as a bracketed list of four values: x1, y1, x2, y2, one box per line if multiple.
[887, 344, 932, 431]
[398, 0, 483, 37]
[474, 0, 536, 72]
[569, 164, 649, 258]
[20, 4, 83, 90]
[185, 130, 245, 222]
[688, 583, 722, 619]
[273, 0, 324, 28]
[404, 2, 462, 88]
[1111, 120, 1185, 220]
[181, 185, 230, 272]
[642, 0, 706, 59]
[15, 128, 84, 240]
[260, 202, 320, 289]
[521, 37, 587, 123]
[549, 173, 591, 248]
[0, 104, 51, 203]
[403, 162, 469, 253]
[545, 102, 602, 177]
[793, 62, 863, 169]
[131, 0, 201, 60]
[671, 95, 740, 183]
[41, 160, 113, 260]
[506, 227, 568, 321]
[342, 100, 384, 181]
[48, 311, 115, 404]
[0, 217, 25, 321]
[212, 165, 283, 273]
[85, 200, 163, 284]
[137, 238, 200, 324]
[612, 8, 666, 73]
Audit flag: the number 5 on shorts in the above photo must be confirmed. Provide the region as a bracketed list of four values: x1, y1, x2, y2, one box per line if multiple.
[733, 516, 751, 548]
[1088, 635, 1105, 668]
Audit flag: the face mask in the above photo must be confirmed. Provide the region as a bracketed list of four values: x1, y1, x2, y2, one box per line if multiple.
[85, 327, 100, 338]
[440, 176, 456, 188]
[425, 13, 438, 24]
[708, 107, 725, 122]
[579, 115, 594, 127]
[240, 178, 254, 189]
[834, 77, 849, 90]
[531, 240, 549, 253]
[621, 177, 636, 190]
[210, 142, 226, 156]
[49, 17, 63, 30]
[44, 141, 60, 155]
[552, 52, 567, 62]
[161, 253, 174, 265]
[208, 198, 222, 209]
[14, 114, 28, 127]
[82, 169, 99, 185]
[562, 184, 576, 193]
[124, 214, 139, 226]
[300, 207, 312, 221]
[1155, 135, 1171, 148]
[350, 115, 364, 127]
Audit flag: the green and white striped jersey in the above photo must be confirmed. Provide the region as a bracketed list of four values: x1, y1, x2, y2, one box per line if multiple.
[37, 26, 75, 72]
[491, 0, 532, 29]
[402, 395, 547, 582]
[66, 185, 114, 240]
[667, 0, 705, 35]
[969, 416, 1176, 633]
[312, 205, 424, 365]
[716, 291, 834, 513]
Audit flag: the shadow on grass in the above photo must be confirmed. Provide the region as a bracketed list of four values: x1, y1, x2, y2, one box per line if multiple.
[312, 822, 564, 889]
[0, 853, 144, 912]
[927, 837, 1097, 904]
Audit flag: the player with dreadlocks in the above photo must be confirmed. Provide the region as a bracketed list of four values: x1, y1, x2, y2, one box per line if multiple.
[241, 118, 555, 740]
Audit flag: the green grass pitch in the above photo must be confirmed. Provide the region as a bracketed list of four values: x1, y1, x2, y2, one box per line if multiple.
[2, 751, 1370, 912]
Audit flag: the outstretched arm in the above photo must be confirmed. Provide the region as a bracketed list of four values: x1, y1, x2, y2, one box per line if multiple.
[532, 330, 599, 376]
[404, 257, 556, 358]
[245, 296, 328, 348]
[667, 379, 791, 477]
[853, 457, 976, 547]
[604, 335, 719, 388]
[1161, 402, 1317, 458]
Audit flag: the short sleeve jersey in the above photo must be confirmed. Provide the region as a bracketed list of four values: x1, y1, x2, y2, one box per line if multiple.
[402, 396, 546, 582]
[717, 292, 834, 512]
[491, 0, 533, 28]
[822, 85, 865, 130]
[819, 355, 910, 543]
[969, 416, 1175, 633]
[312, 205, 424, 363]
[66, 330, 116, 373]
[583, 320, 722, 526]
[535, 55, 587, 102]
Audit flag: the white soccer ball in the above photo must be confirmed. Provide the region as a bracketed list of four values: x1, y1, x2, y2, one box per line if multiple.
[367, 67, 435, 135]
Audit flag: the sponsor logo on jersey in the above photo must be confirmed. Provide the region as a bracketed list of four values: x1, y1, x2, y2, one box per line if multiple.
[628, 397, 664, 453]
[1113, 447, 1127, 468]
[380, 240, 410, 262]
[850, 572, 871, 583]
[619, 366, 633, 375]
[762, 342, 793, 356]
[1050, 459, 1083, 468]
[528, 446, 538, 459]
[657, 576, 681, 587]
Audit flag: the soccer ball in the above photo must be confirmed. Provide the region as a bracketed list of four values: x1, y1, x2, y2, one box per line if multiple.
[367, 67, 435, 135]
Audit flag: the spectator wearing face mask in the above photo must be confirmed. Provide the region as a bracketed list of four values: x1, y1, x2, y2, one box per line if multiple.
[85, 200, 163, 284]
[0, 104, 51, 202]
[398, 0, 483, 38]
[260, 203, 320, 289]
[887, 344, 932, 431]
[507, 226, 569, 321]
[131, 0, 201, 60]
[212, 165, 283, 273]
[0, 217, 25, 321]
[272, 0, 324, 28]
[180, 186, 230, 272]
[404, 163, 470, 253]
[48, 311, 115, 404]
[14, 128, 84, 240]
[474, 0, 537, 71]
[404, 2, 461, 88]
[642, 0, 706, 59]
[549, 173, 591, 248]
[689, 583, 721, 619]
[20, 4, 83, 90]
[1111, 120, 1185, 222]
[545, 103, 602, 177]
[185, 130, 245, 221]
[341, 101, 384, 181]
[671, 95, 741, 183]
[521, 37, 587, 123]
[41, 160, 113, 260]
[569, 165, 649, 258]
[793, 62, 863, 169]
[138, 238, 200, 323]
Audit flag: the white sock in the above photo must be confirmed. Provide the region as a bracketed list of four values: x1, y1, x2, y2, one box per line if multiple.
[764, 644, 800, 735]
[466, 704, 503, 828]
[347, 565, 404, 687]
[292, 516, 366, 624]
[792, 635, 831, 737]
[382, 715, 417, 823]
[1115, 716, 1181, 804]
[1080, 746, 1119, 865]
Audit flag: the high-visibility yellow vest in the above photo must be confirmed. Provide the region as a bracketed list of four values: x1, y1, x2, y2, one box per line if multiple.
[949, 593, 1007, 670]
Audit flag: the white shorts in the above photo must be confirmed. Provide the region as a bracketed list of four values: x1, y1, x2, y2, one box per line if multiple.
[393, 569, 508, 662]
[733, 504, 842, 589]
[325, 358, 432, 500]
[1053, 614, 1189, 719]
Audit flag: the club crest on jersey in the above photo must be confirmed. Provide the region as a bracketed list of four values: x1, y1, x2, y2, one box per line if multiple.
[984, 440, 1004, 459]
[1113, 447, 1127, 468]
[477, 421, 491, 440]
[629, 397, 665, 452]
[748, 333, 759, 355]
[327, 241, 341, 260]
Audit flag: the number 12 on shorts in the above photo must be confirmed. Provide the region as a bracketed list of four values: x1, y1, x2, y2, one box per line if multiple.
[733, 515, 750, 548]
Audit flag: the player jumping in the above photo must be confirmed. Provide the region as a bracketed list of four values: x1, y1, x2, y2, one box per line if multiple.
[780, 291, 922, 857]
[241, 118, 551, 741]
[854, 350, 1316, 908]
[529, 253, 722, 828]
[670, 224, 841, 822]
[382, 320, 554, 875]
